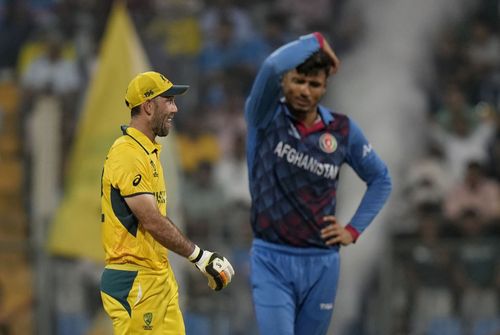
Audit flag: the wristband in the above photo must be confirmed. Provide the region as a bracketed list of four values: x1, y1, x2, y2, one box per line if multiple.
[188, 245, 203, 263]
[313, 32, 325, 49]
[345, 225, 360, 243]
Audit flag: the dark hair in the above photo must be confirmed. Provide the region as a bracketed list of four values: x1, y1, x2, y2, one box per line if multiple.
[296, 50, 332, 77]
[131, 105, 141, 118]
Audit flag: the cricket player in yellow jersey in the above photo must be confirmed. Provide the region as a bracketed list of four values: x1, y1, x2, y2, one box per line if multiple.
[100, 71, 234, 335]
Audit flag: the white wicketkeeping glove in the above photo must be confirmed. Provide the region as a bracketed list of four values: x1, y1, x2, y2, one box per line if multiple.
[188, 245, 235, 291]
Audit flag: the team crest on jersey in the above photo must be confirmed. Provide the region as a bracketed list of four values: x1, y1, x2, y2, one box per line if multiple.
[319, 133, 337, 153]
[143, 312, 153, 330]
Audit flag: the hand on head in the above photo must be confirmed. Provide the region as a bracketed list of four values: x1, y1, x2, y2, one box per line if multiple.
[322, 39, 340, 75]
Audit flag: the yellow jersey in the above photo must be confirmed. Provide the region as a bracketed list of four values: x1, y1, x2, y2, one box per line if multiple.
[101, 126, 168, 270]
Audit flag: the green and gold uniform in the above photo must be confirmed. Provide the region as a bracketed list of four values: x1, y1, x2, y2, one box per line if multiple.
[100, 126, 185, 334]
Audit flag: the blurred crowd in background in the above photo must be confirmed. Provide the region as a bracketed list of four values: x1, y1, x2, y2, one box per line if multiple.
[388, 1, 500, 334]
[0, 0, 499, 334]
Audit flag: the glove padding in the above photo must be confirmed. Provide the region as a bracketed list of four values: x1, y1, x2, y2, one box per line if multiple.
[191, 248, 234, 291]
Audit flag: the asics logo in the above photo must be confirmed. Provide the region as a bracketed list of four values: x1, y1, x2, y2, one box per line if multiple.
[133, 174, 142, 186]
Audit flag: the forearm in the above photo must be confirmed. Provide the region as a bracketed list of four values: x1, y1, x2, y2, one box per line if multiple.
[143, 214, 195, 258]
[349, 169, 392, 233]
[270, 33, 322, 74]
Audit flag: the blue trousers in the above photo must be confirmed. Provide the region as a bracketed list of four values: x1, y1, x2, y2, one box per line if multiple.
[250, 239, 341, 335]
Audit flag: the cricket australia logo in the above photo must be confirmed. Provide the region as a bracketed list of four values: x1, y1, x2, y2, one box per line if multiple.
[143, 312, 153, 330]
[319, 133, 337, 153]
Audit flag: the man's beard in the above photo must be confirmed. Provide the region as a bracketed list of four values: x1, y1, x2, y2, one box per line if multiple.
[156, 127, 169, 137]
[152, 114, 170, 137]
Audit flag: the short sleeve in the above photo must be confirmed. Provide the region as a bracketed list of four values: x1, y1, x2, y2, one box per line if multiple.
[108, 147, 153, 197]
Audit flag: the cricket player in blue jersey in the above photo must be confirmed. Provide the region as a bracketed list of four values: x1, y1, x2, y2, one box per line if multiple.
[245, 32, 392, 335]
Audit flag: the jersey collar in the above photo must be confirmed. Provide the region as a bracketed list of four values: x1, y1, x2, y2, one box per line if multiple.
[283, 103, 335, 136]
[121, 125, 162, 154]
[281, 100, 335, 124]
[318, 105, 334, 123]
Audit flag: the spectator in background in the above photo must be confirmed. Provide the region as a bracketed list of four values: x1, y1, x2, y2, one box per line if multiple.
[453, 209, 499, 323]
[198, 15, 238, 106]
[21, 33, 81, 99]
[404, 144, 451, 212]
[430, 84, 493, 181]
[175, 116, 221, 176]
[0, 1, 34, 76]
[20, 31, 82, 154]
[198, 15, 267, 104]
[143, 0, 201, 93]
[200, 0, 254, 42]
[407, 212, 456, 335]
[214, 133, 250, 208]
[182, 160, 227, 243]
[433, 84, 479, 133]
[486, 130, 500, 182]
[259, 11, 292, 55]
[428, 29, 470, 112]
[274, 0, 335, 34]
[205, 89, 246, 157]
[443, 160, 500, 223]
[466, 18, 500, 116]
[485, 108, 500, 182]
[465, 19, 500, 87]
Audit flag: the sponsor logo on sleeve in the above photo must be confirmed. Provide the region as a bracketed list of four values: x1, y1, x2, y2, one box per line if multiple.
[362, 143, 373, 158]
[133, 174, 142, 186]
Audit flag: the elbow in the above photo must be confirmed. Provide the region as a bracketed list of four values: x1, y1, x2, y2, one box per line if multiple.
[384, 169, 393, 194]
[138, 213, 163, 235]
[140, 219, 155, 235]
[370, 166, 392, 198]
[263, 57, 277, 70]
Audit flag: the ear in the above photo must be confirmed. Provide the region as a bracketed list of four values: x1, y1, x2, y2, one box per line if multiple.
[142, 100, 153, 117]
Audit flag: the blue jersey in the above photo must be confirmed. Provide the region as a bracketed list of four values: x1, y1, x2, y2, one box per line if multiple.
[245, 33, 392, 248]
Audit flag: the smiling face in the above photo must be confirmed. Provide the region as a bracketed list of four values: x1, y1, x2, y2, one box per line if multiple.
[282, 69, 328, 117]
[150, 95, 178, 137]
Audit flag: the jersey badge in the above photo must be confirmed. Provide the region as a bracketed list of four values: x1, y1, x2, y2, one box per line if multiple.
[319, 133, 337, 153]
[143, 312, 153, 330]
